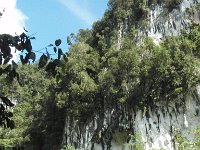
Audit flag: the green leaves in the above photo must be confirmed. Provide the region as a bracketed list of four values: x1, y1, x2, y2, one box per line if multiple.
[45, 59, 61, 75]
[39, 54, 48, 68]
[6, 119, 15, 129]
[36, 38, 64, 72]
[0, 94, 15, 129]
[29, 52, 36, 62]
[0, 3, 200, 148]
[55, 39, 62, 46]
[165, 0, 183, 12]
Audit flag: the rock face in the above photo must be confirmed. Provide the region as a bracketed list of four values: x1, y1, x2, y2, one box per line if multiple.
[134, 85, 200, 150]
[62, 86, 200, 150]
[61, 0, 200, 149]
[148, 0, 200, 43]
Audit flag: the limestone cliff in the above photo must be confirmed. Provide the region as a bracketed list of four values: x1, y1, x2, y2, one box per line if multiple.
[61, 1, 200, 149]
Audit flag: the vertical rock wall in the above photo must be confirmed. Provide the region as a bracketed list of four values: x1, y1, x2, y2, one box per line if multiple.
[134, 85, 200, 149]
[148, 0, 200, 43]
[62, 87, 200, 150]
[61, 1, 200, 149]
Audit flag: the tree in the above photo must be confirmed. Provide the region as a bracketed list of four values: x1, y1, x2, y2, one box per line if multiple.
[0, 64, 61, 149]
[0, 27, 64, 128]
[0, 32, 36, 129]
[1, 1, 200, 149]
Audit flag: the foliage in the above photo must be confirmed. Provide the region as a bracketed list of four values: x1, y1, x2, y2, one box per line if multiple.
[174, 126, 200, 150]
[174, 129, 193, 150]
[113, 130, 129, 145]
[67, 29, 92, 45]
[55, 22, 200, 148]
[127, 134, 145, 150]
[127, 125, 200, 150]
[0, 10, 64, 150]
[165, 0, 183, 12]
[0, 29, 63, 128]
[0, 32, 34, 129]
[1, 0, 200, 149]
[0, 64, 57, 149]
[56, 42, 100, 123]
[60, 145, 76, 150]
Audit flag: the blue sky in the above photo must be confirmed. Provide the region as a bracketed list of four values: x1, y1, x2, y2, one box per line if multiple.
[16, 0, 108, 57]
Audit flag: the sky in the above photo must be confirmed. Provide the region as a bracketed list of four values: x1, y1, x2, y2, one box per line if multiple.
[0, 0, 108, 60]
[0, 0, 27, 60]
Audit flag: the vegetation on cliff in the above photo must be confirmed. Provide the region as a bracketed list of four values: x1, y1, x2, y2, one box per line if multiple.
[0, 0, 200, 149]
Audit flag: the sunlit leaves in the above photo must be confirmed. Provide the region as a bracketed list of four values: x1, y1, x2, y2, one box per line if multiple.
[56, 42, 100, 123]
[0, 64, 55, 146]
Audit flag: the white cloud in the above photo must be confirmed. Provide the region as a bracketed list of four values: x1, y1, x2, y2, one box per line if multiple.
[0, 0, 27, 34]
[59, 0, 95, 25]
[0, 0, 27, 61]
